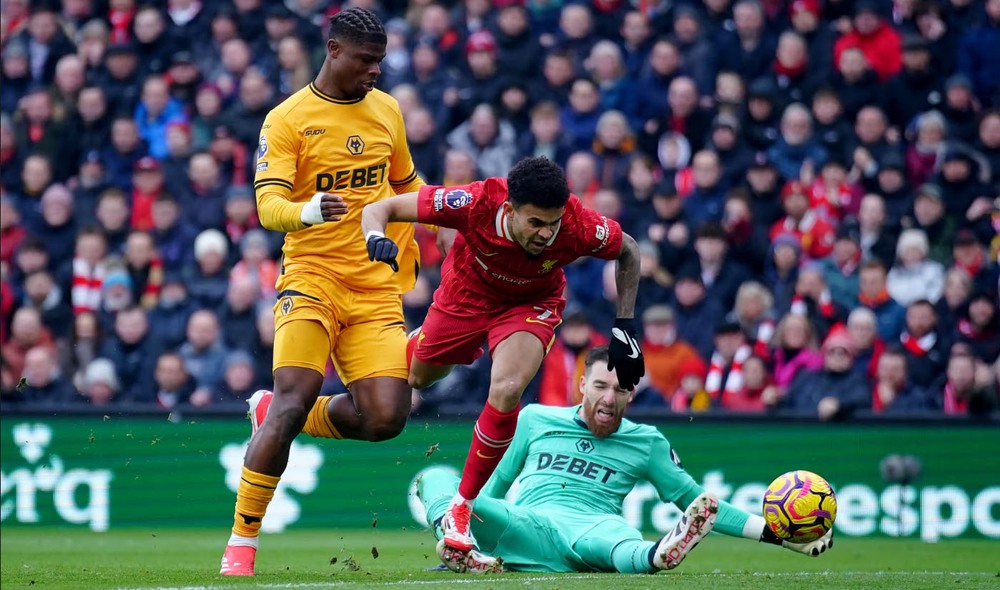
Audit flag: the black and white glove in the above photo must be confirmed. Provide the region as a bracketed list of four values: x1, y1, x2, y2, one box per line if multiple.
[366, 231, 399, 272]
[761, 526, 834, 557]
[607, 318, 644, 390]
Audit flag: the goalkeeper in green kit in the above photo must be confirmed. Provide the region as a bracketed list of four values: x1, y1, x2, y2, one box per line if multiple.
[416, 345, 835, 574]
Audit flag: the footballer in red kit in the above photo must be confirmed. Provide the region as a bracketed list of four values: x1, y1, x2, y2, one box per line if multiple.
[361, 157, 644, 565]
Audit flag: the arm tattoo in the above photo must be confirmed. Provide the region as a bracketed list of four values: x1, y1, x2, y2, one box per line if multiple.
[614, 233, 641, 319]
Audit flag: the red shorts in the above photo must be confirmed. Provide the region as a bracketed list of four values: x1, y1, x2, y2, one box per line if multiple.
[414, 297, 566, 366]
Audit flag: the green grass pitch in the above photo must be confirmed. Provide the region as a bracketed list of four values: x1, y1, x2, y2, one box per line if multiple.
[2, 528, 998, 590]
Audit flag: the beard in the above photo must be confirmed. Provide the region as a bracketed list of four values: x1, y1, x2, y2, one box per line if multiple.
[581, 399, 623, 438]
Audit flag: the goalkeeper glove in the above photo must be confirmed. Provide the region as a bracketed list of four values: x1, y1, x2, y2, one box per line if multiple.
[760, 526, 834, 557]
[607, 318, 644, 390]
[366, 231, 399, 272]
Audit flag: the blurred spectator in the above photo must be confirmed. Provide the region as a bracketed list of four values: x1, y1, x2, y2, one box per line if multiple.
[77, 358, 123, 407]
[15, 7, 75, 85]
[530, 49, 575, 107]
[633, 39, 680, 128]
[0, 41, 32, 115]
[744, 153, 783, 230]
[683, 151, 729, 228]
[785, 327, 870, 420]
[190, 84, 225, 151]
[721, 354, 777, 412]
[769, 180, 835, 260]
[821, 222, 861, 308]
[884, 35, 944, 131]
[905, 111, 947, 188]
[14, 88, 73, 180]
[974, 109, 1000, 186]
[122, 231, 163, 309]
[447, 103, 517, 179]
[940, 75, 981, 144]
[0, 195, 26, 271]
[719, 0, 776, 84]
[103, 117, 148, 191]
[230, 229, 279, 301]
[152, 351, 194, 409]
[31, 184, 77, 273]
[151, 194, 197, 272]
[773, 311, 825, 393]
[955, 0, 1000, 108]
[561, 77, 604, 153]
[899, 299, 949, 388]
[406, 106, 446, 185]
[59, 310, 102, 389]
[148, 274, 195, 351]
[666, 8, 715, 96]
[218, 274, 260, 353]
[640, 305, 700, 401]
[858, 259, 906, 341]
[908, 184, 955, 265]
[18, 345, 75, 406]
[721, 192, 770, 275]
[70, 226, 108, 314]
[74, 150, 111, 225]
[216, 350, 261, 406]
[934, 146, 991, 221]
[951, 229, 997, 295]
[224, 69, 274, 147]
[135, 75, 188, 159]
[132, 6, 180, 77]
[938, 266, 975, 330]
[830, 47, 883, 123]
[590, 110, 634, 189]
[451, 30, 508, 126]
[851, 107, 897, 191]
[955, 291, 1000, 364]
[792, 262, 847, 338]
[586, 41, 630, 115]
[183, 152, 228, 231]
[873, 151, 911, 225]
[693, 222, 750, 311]
[764, 233, 801, 314]
[873, 346, 936, 413]
[167, 51, 205, 108]
[939, 350, 998, 416]
[186, 229, 230, 310]
[442, 148, 477, 186]
[21, 270, 71, 339]
[250, 304, 275, 386]
[833, 0, 902, 82]
[221, 185, 260, 246]
[565, 152, 600, 207]
[847, 306, 884, 380]
[856, 193, 897, 265]
[99, 305, 160, 402]
[1, 307, 54, 391]
[178, 309, 228, 398]
[886, 229, 945, 305]
[94, 188, 131, 254]
[768, 31, 823, 107]
[768, 103, 828, 181]
[672, 266, 724, 360]
[704, 321, 753, 407]
[669, 355, 709, 412]
[729, 281, 776, 358]
[538, 309, 605, 406]
[632, 240, 673, 318]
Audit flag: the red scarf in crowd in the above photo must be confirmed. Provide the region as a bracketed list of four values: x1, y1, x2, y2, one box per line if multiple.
[872, 384, 886, 413]
[942, 381, 968, 415]
[705, 344, 751, 399]
[773, 58, 808, 79]
[752, 320, 775, 359]
[791, 290, 835, 318]
[900, 331, 936, 356]
[71, 257, 104, 314]
[109, 8, 135, 44]
[954, 250, 984, 278]
[859, 288, 891, 308]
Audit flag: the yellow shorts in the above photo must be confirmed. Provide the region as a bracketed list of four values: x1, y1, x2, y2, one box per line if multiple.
[272, 273, 408, 387]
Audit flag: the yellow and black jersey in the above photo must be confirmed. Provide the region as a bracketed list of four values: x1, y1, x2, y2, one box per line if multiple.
[254, 83, 424, 294]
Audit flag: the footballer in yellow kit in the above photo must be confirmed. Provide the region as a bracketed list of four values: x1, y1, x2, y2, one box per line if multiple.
[220, 8, 429, 576]
[256, 75, 422, 382]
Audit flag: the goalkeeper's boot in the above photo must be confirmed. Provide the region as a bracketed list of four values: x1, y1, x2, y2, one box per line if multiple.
[219, 545, 256, 576]
[441, 499, 478, 552]
[247, 390, 273, 436]
[436, 539, 503, 574]
[653, 492, 719, 570]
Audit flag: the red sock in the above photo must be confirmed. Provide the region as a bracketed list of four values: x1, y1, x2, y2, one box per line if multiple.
[458, 401, 519, 501]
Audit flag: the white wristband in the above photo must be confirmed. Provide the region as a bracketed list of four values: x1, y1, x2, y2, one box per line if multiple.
[365, 230, 385, 241]
[300, 192, 326, 226]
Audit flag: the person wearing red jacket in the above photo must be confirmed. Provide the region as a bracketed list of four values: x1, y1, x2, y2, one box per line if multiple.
[769, 180, 836, 260]
[833, 0, 902, 81]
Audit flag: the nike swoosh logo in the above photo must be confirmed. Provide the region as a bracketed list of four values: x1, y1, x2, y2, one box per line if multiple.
[525, 317, 548, 325]
[612, 327, 641, 359]
[479, 251, 499, 257]
[476, 450, 497, 459]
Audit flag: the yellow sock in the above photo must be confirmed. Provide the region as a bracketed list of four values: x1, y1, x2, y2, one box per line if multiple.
[231, 466, 280, 537]
[302, 395, 343, 439]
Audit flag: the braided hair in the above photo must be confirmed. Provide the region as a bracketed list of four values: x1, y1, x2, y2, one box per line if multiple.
[329, 7, 386, 45]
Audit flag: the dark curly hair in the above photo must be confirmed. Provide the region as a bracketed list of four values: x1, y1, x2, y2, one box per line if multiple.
[329, 7, 386, 45]
[507, 157, 570, 210]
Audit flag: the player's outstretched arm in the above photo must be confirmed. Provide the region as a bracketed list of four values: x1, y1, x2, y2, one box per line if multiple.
[360, 192, 420, 272]
[607, 232, 645, 391]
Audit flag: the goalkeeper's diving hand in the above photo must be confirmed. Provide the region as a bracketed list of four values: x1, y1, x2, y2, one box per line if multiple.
[366, 231, 399, 272]
[760, 526, 834, 557]
[607, 318, 645, 390]
[301, 192, 348, 226]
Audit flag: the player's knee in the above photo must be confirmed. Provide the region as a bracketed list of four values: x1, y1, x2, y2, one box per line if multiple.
[487, 381, 523, 412]
[267, 397, 311, 436]
[363, 408, 408, 442]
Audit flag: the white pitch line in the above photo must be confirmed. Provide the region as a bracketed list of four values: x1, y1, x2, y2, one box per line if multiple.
[116, 571, 998, 590]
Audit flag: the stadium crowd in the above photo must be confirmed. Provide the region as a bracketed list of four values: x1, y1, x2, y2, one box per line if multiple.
[0, 0, 997, 418]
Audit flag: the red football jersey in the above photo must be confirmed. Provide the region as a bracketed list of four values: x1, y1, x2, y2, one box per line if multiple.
[416, 178, 623, 312]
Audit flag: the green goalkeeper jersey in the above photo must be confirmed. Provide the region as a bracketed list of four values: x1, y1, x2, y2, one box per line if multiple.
[481, 404, 700, 518]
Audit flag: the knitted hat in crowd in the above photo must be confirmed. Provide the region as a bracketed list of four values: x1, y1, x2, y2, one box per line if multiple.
[789, 0, 821, 17]
[83, 358, 121, 392]
[678, 356, 708, 381]
[822, 326, 856, 356]
[194, 229, 229, 260]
